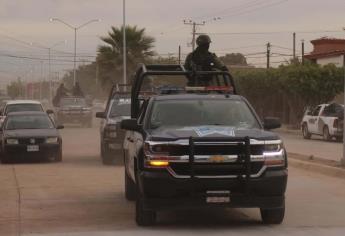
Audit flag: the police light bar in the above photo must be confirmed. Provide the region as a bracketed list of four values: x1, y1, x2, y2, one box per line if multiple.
[185, 86, 233, 92]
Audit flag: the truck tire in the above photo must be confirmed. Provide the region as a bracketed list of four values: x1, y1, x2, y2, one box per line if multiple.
[125, 169, 137, 201]
[323, 126, 331, 141]
[302, 123, 311, 139]
[136, 197, 156, 226]
[336, 136, 343, 142]
[54, 145, 63, 162]
[101, 142, 114, 165]
[260, 207, 285, 224]
[0, 154, 10, 164]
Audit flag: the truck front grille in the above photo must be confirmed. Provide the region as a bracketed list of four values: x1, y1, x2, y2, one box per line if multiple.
[169, 161, 264, 177]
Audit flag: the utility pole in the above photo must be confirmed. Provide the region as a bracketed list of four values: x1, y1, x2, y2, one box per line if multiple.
[178, 45, 181, 64]
[123, 0, 127, 90]
[293, 32, 296, 60]
[266, 42, 271, 69]
[183, 20, 205, 51]
[342, 52, 345, 167]
[48, 48, 51, 102]
[340, 28, 345, 167]
[301, 40, 305, 65]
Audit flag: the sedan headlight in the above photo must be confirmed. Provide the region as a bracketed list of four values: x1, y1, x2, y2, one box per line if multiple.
[6, 139, 19, 145]
[46, 137, 59, 144]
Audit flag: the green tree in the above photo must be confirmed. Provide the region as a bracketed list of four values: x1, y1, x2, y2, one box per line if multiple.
[97, 25, 155, 88]
[233, 62, 343, 125]
[219, 53, 248, 66]
[7, 78, 25, 99]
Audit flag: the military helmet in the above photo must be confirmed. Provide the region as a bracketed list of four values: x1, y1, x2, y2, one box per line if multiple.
[196, 34, 211, 46]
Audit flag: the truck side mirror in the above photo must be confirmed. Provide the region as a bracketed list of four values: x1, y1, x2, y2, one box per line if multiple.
[46, 109, 54, 114]
[121, 119, 141, 132]
[56, 125, 64, 129]
[263, 117, 281, 130]
[95, 112, 106, 119]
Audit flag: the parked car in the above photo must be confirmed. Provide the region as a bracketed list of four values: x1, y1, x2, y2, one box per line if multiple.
[0, 111, 63, 163]
[121, 64, 287, 226]
[301, 103, 343, 141]
[56, 97, 92, 127]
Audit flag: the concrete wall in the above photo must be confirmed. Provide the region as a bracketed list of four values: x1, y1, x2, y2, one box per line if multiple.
[317, 55, 344, 67]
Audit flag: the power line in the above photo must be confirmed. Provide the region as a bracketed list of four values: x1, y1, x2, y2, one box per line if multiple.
[191, 0, 269, 21]
[207, 30, 343, 36]
[207, 0, 290, 22]
[0, 53, 94, 63]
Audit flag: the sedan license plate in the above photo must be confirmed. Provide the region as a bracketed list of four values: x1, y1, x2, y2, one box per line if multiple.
[27, 145, 39, 152]
[206, 190, 230, 203]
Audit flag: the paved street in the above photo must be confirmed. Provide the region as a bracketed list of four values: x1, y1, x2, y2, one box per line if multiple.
[277, 130, 343, 162]
[1, 127, 345, 236]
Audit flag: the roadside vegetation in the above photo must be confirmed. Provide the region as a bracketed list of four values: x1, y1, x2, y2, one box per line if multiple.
[233, 62, 343, 126]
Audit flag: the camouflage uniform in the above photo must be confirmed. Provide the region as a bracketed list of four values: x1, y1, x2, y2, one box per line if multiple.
[184, 35, 228, 86]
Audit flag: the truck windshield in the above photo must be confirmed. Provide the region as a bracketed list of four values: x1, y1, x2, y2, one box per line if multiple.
[110, 102, 131, 117]
[60, 98, 86, 107]
[149, 99, 260, 129]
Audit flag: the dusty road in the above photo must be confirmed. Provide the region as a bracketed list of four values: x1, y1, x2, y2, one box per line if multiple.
[277, 130, 342, 162]
[1, 127, 345, 236]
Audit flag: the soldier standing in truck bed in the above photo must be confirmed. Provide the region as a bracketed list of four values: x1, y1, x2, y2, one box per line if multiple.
[184, 34, 228, 86]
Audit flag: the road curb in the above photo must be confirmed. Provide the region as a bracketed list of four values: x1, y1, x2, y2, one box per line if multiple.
[289, 155, 345, 178]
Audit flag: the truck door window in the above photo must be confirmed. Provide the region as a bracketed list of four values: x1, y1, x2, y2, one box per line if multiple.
[312, 106, 321, 116]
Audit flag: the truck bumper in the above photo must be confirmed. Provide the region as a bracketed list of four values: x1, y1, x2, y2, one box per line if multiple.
[137, 169, 287, 211]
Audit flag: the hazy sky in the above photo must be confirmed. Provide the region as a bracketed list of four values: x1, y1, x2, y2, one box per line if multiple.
[1, 0, 345, 84]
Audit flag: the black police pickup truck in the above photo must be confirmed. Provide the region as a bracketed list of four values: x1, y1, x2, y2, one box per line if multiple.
[96, 84, 131, 165]
[121, 65, 287, 226]
[56, 96, 92, 127]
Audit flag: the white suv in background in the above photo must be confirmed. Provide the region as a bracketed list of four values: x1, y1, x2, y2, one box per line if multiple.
[0, 100, 52, 125]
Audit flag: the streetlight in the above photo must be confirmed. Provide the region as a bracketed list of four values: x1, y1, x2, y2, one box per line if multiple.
[32, 40, 67, 101]
[50, 18, 100, 85]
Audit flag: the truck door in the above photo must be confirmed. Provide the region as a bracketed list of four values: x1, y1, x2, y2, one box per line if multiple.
[308, 105, 322, 134]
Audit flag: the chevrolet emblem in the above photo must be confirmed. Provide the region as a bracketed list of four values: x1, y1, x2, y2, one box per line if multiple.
[30, 138, 35, 144]
[209, 155, 226, 163]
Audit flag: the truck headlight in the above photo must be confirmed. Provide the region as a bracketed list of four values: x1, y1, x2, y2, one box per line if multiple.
[6, 139, 19, 145]
[46, 137, 58, 144]
[108, 131, 117, 138]
[105, 125, 117, 138]
[263, 141, 286, 167]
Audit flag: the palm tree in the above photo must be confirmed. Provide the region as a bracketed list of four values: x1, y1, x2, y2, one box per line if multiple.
[97, 25, 155, 81]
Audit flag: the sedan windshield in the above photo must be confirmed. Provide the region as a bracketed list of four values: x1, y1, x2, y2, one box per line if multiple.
[5, 104, 43, 115]
[5, 115, 54, 130]
[149, 99, 260, 129]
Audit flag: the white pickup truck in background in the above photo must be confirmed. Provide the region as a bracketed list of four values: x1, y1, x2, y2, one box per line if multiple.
[301, 103, 343, 141]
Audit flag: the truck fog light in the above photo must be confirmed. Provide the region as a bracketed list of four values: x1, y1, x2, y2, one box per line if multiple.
[147, 160, 169, 167]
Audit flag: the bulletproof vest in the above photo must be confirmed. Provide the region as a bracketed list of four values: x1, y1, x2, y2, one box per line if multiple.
[190, 51, 214, 71]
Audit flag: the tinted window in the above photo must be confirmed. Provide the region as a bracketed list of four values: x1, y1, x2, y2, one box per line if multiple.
[5, 104, 43, 115]
[312, 106, 321, 116]
[5, 115, 54, 130]
[110, 102, 130, 117]
[149, 99, 260, 129]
